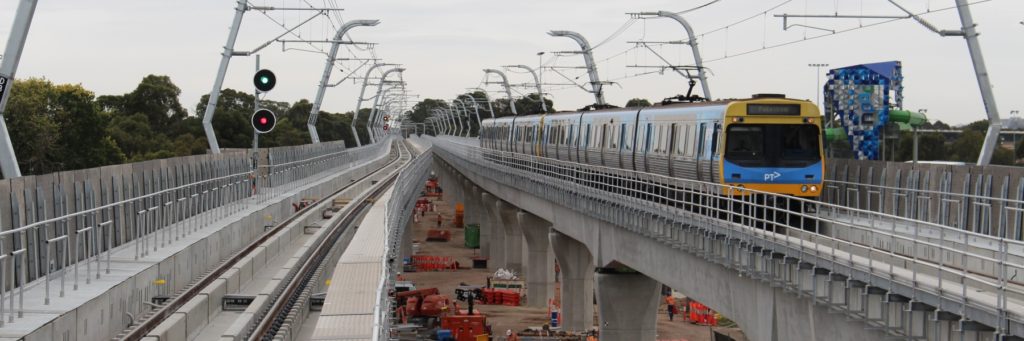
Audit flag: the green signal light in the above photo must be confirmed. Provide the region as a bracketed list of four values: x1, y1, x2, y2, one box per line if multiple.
[260, 76, 270, 84]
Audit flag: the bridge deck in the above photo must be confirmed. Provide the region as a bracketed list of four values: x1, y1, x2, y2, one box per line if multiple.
[312, 189, 392, 341]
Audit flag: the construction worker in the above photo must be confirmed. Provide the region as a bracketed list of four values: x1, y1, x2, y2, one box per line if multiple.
[665, 293, 677, 321]
[585, 330, 598, 341]
[506, 329, 520, 341]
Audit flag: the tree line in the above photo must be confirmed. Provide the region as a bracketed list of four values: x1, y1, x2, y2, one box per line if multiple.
[3, 75, 371, 175]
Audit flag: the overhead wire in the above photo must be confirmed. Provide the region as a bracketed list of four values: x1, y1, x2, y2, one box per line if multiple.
[702, 0, 997, 63]
[676, 0, 724, 14]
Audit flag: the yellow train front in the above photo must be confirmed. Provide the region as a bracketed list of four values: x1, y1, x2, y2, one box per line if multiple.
[720, 96, 824, 197]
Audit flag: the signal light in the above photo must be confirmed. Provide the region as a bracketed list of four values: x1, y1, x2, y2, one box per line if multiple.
[254, 69, 276, 92]
[383, 124, 389, 131]
[383, 115, 390, 122]
[251, 109, 277, 133]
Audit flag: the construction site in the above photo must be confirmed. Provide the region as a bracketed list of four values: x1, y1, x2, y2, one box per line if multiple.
[389, 174, 749, 341]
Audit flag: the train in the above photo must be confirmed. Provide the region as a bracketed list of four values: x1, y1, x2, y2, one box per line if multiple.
[478, 94, 825, 198]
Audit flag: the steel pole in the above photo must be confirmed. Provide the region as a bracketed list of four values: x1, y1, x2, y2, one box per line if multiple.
[471, 88, 496, 119]
[369, 87, 396, 143]
[201, 0, 248, 154]
[453, 99, 470, 137]
[484, 69, 518, 116]
[0, 0, 39, 178]
[308, 19, 379, 144]
[365, 68, 404, 144]
[952, 0, 1002, 165]
[508, 65, 546, 112]
[648, 11, 712, 100]
[352, 63, 395, 146]
[548, 30, 606, 106]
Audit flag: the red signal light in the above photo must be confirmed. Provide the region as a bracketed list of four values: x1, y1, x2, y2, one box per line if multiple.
[251, 109, 277, 133]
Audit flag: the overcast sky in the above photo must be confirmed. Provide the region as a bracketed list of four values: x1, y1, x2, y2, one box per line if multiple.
[2, 0, 1022, 126]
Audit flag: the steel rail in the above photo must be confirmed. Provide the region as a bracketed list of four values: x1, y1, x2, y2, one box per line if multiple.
[250, 142, 409, 341]
[119, 141, 403, 340]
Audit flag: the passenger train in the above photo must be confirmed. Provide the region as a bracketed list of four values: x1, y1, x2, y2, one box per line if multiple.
[478, 94, 824, 198]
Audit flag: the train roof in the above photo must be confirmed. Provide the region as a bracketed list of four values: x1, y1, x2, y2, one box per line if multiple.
[482, 95, 812, 122]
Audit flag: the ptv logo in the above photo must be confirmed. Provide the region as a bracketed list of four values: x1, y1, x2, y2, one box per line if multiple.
[764, 171, 782, 182]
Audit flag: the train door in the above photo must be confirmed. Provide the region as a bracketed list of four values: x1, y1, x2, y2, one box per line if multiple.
[668, 123, 678, 177]
[709, 122, 721, 183]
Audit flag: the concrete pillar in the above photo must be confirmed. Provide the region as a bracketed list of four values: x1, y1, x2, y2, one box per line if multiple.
[496, 201, 523, 273]
[596, 271, 660, 341]
[476, 191, 492, 257]
[550, 230, 594, 332]
[518, 211, 554, 308]
[481, 193, 506, 270]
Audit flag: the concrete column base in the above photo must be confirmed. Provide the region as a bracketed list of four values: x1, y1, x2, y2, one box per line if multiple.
[550, 230, 594, 332]
[596, 271, 660, 341]
[519, 211, 554, 308]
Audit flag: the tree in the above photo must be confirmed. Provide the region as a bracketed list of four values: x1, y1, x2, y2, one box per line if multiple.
[626, 98, 652, 108]
[196, 88, 256, 149]
[991, 146, 1015, 166]
[3, 78, 125, 174]
[950, 130, 985, 162]
[513, 93, 554, 115]
[121, 75, 188, 127]
[895, 132, 947, 162]
[108, 112, 171, 161]
[963, 120, 989, 133]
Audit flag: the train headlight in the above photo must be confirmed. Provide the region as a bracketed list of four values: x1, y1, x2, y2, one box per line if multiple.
[810, 185, 818, 192]
[801, 185, 808, 193]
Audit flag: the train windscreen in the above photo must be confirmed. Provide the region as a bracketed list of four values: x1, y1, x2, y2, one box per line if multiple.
[724, 124, 820, 168]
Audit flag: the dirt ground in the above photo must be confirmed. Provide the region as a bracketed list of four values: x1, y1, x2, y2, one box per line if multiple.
[402, 189, 747, 341]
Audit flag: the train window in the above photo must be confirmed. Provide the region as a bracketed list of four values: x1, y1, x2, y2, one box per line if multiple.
[584, 124, 591, 148]
[661, 125, 670, 153]
[724, 124, 820, 168]
[659, 124, 667, 151]
[710, 123, 720, 155]
[620, 123, 629, 151]
[697, 123, 706, 157]
[680, 125, 690, 156]
[607, 124, 614, 149]
[644, 123, 653, 153]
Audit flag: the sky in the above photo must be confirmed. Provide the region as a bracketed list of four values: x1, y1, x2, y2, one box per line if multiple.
[2, 0, 1023, 126]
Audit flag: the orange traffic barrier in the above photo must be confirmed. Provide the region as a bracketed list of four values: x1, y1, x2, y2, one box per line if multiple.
[688, 301, 718, 326]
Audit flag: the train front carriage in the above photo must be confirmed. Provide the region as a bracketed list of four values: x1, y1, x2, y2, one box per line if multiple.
[719, 96, 824, 197]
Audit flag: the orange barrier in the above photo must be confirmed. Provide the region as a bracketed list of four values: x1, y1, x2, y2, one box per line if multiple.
[480, 288, 520, 306]
[688, 301, 718, 326]
[410, 255, 457, 272]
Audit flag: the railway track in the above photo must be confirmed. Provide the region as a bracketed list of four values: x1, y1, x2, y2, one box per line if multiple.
[118, 140, 411, 340]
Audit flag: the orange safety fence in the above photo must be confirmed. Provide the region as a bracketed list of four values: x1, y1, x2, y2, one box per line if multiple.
[688, 301, 718, 326]
[410, 255, 457, 272]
